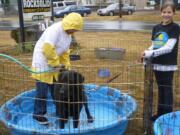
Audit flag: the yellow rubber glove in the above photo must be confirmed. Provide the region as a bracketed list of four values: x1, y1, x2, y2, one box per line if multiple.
[59, 49, 71, 69]
[42, 43, 60, 67]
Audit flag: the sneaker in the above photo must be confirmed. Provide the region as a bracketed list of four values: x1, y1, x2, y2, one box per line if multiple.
[33, 115, 49, 125]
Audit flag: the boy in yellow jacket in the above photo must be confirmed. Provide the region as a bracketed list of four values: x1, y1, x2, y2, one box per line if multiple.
[32, 13, 83, 124]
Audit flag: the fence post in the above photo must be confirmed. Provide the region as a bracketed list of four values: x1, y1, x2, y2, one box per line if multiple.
[17, 0, 25, 52]
[143, 59, 153, 135]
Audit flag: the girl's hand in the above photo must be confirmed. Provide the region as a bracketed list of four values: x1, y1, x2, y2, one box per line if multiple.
[139, 52, 145, 63]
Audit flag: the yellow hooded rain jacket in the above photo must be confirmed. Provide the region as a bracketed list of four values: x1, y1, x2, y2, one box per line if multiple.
[31, 13, 83, 84]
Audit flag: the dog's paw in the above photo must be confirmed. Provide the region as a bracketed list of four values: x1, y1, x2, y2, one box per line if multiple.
[87, 116, 94, 123]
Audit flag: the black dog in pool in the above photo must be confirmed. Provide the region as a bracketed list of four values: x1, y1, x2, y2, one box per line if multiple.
[53, 70, 93, 129]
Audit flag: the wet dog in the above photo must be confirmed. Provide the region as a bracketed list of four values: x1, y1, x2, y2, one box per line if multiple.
[53, 70, 93, 129]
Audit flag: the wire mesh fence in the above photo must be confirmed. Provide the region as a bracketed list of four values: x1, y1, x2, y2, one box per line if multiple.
[0, 36, 179, 135]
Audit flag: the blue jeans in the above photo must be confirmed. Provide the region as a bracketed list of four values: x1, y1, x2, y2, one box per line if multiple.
[33, 81, 54, 116]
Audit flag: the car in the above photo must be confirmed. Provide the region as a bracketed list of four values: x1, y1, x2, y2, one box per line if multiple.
[97, 3, 135, 16]
[177, 3, 180, 9]
[147, 0, 156, 6]
[53, 1, 76, 8]
[54, 5, 91, 18]
[53, 1, 76, 12]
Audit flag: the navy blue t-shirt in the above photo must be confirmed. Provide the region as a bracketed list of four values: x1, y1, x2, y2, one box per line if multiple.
[151, 22, 180, 65]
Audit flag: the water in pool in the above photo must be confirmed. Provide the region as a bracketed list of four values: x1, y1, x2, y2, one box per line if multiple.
[16, 102, 118, 132]
[0, 85, 137, 135]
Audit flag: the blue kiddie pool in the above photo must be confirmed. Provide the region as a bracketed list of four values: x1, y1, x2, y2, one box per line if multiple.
[154, 111, 180, 135]
[0, 84, 137, 135]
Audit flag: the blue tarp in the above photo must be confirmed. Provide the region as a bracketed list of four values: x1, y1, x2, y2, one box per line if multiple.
[0, 84, 137, 135]
[154, 111, 180, 135]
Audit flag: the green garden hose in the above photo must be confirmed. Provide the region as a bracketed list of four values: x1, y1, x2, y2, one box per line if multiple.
[0, 53, 57, 74]
[157, 123, 163, 135]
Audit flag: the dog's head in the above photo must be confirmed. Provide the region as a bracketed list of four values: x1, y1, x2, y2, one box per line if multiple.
[58, 70, 85, 84]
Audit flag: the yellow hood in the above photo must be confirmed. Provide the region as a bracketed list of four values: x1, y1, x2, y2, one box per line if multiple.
[62, 12, 83, 31]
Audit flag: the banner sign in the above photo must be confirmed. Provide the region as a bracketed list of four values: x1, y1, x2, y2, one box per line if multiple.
[23, 0, 51, 21]
[23, 0, 51, 13]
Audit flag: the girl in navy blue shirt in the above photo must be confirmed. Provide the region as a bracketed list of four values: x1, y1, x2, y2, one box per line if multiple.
[142, 0, 180, 121]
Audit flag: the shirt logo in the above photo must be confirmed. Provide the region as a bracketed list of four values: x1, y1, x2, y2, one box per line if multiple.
[153, 32, 169, 49]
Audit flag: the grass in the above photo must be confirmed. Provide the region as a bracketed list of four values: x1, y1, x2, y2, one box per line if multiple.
[0, 31, 16, 46]
[0, 31, 179, 134]
[51, 10, 180, 22]
[0, 31, 149, 134]
[1, 10, 180, 23]
[98, 10, 180, 22]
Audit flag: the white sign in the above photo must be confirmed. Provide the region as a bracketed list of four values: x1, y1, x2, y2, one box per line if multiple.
[23, 0, 51, 20]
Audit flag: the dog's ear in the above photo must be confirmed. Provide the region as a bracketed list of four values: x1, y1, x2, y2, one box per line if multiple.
[59, 70, 85, 84]
[80, 73, 85, 83]
[58, 71, 68, 83]
[60, 71, 74, 84]
[75, 72, 84, 83]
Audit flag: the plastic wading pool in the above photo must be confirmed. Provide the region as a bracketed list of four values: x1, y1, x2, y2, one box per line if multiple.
[0, 84, 137, 135]
[154, 111, 180, 135]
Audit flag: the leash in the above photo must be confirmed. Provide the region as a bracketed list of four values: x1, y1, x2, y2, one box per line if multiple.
[0, 54, 62, 74]
[89, 73, 122, 91]
[106, 73, 121, 83]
